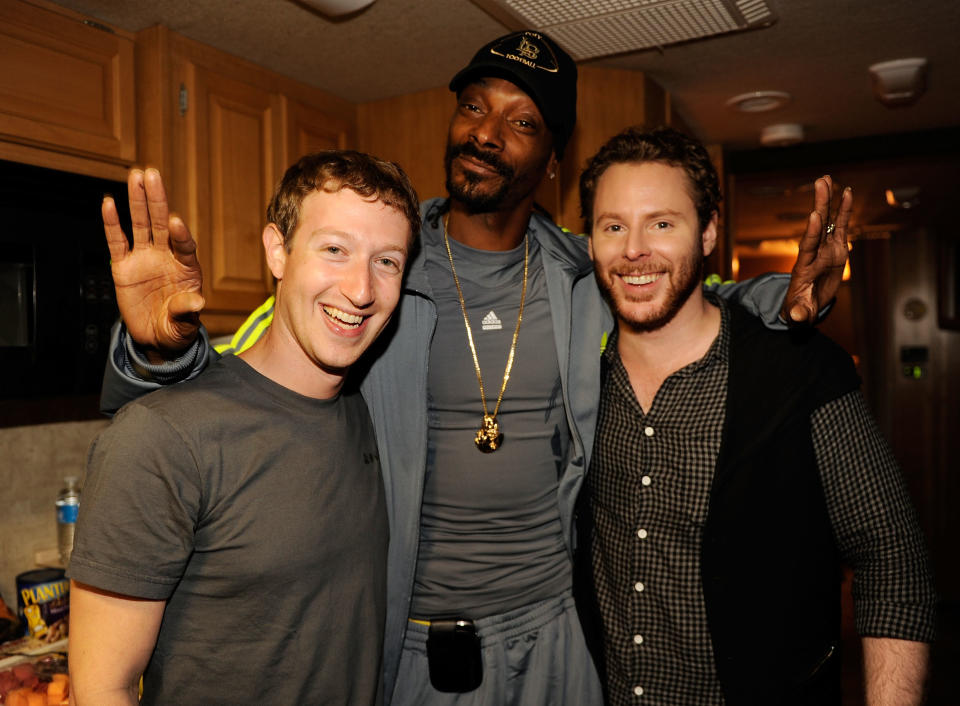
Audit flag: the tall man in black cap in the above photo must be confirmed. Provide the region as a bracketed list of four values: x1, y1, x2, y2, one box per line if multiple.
[98, 30, 847, 705]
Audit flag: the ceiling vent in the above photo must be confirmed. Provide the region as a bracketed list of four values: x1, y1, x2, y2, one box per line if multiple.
[469, 0, 777, 61]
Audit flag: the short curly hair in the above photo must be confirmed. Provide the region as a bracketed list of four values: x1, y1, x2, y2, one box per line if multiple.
[267, 150, 421, 249]
[579, 126, 721, 234]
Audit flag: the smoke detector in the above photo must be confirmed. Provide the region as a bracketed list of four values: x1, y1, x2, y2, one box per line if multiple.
[869, 58, 927, 107]
[760, 123, 804, 147]
[469, 0, 777, 61]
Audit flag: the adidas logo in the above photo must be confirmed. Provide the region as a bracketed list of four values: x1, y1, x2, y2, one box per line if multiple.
[481, 310, 502, 331]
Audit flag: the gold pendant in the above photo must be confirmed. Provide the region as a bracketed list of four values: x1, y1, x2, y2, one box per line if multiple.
[474, 414, 503, 453]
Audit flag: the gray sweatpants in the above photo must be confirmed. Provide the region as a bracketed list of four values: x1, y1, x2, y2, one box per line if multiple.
[391, 591, 604, 705]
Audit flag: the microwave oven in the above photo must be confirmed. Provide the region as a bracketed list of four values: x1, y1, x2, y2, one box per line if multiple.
[0, 159, 129, 427]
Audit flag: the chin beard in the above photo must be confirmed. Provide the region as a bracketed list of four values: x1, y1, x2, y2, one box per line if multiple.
[599, 255, 704, 333]
[444, 141, 515, 214]
[445, 173, 511, 214]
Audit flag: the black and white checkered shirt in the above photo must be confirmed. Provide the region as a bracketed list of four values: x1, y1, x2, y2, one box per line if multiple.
[588, 299, 936, 706]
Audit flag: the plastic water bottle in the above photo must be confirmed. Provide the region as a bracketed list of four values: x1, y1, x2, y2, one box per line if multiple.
[55, 476, 81, 567]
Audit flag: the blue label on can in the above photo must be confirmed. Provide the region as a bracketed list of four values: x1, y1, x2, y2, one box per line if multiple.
[56, 504, 79, 524]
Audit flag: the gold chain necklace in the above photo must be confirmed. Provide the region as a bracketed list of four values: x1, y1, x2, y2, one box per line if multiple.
[442, 213, 528, 453]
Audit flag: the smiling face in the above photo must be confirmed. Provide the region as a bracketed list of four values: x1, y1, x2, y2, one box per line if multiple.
[444, 77, 556, 213]
[266, 188, 411, 386]
[589, 161, 717, 333]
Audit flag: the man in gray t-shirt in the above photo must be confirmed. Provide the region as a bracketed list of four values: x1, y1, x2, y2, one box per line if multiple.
[68, 151, 421, 706]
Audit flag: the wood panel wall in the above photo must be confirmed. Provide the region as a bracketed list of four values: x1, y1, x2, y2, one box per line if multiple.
[556, 66, 666, 231]
[890, 229, 960, 601]
[850, 228, 960, 602]
[356, 86, 454, 204]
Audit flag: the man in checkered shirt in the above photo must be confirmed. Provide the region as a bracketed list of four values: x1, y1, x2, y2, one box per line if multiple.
[575, 126, 937, 705]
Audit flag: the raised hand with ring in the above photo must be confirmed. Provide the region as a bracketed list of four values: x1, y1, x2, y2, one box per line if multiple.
[780, 175, 853, 324]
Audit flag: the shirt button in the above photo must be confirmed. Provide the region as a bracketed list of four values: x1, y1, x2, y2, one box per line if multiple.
[633, 634, 644, 645]
[634, 685, 644, 696]
[637, 528, 648, 539]
[641, 475, 652, 486]
[634, 581, 645, 592]
[644, 426, 654, 437]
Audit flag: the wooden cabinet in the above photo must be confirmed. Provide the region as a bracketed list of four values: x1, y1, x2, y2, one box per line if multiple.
[136, 27, 355, 333]
[0, 0, 135, 174]
[182, 64, 284, 316]
[286, 99, 351, 162]
[0, 7, 353, 331]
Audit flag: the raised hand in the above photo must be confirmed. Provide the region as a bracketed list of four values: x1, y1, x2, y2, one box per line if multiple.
[781, 175, 853, 324]
[103, 168, 204, 358]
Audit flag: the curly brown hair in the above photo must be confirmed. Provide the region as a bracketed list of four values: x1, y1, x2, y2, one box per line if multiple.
[579, 126, 721, 234]
[267, 150, 421, 250]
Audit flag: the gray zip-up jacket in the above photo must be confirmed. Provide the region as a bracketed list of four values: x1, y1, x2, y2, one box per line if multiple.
[364, 199, 613, 697]
[101, 197, 792, 703]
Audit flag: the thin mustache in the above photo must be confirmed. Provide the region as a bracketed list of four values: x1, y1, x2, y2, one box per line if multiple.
[451, 142, 512, 177]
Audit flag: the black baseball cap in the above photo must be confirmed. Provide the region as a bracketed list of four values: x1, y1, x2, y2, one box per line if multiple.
[449, 30, 577, 160]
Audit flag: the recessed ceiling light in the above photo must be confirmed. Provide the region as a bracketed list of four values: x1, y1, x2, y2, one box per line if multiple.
[297, 0, 376, 16]
[726, 90, 791, 112]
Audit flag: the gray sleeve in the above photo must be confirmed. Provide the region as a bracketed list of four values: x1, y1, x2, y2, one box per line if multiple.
[705, 273, 790, 330]
[812, 391, 937, 642]
[100, 320, 213, 415]
[68, 403, 202, 600]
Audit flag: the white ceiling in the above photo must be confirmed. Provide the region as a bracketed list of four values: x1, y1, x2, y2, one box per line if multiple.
[49, 0, 960, 150]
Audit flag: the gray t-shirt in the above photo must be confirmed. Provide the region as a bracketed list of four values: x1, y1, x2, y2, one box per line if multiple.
[412, 231, 572, 618]
[69, 355, 387, 706]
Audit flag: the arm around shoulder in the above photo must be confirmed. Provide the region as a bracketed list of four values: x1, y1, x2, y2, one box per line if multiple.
[100, 320, 213, 415]
[706, 273, 792, 330]
[69, 580, 165, 706]
[708, 175, 852, 328]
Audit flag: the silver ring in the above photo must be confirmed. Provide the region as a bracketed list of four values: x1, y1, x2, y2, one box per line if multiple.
[825, 223, 836, 234]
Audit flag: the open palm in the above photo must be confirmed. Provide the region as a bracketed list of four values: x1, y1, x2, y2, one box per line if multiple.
[103, 169, 204, 357]
[781, 175, 853, 324]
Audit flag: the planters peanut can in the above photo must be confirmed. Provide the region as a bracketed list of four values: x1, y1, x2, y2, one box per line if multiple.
[16, 569, 69, 641]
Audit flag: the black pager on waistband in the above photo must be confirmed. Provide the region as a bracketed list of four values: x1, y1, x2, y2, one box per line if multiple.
[426, 618, 483, 693]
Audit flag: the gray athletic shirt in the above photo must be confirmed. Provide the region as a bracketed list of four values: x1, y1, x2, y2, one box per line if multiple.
[69, 355, 388, 706]
[412, 230, 572, 618]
